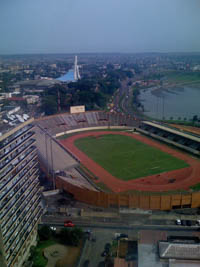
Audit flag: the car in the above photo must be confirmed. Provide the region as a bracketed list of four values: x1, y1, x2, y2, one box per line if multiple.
[196, 220, 200, 226]
[104, 243, 111, 252]
[186, 220, 192, 226]
[83, 260, 90, 267]
[120, 233, 128, 238]
[181, 220, 187, 226]
[176, 219, 181, 225]
[101, 251, 107, 257]
[64, 220, 75, 227]
[85, 229, 91, 234]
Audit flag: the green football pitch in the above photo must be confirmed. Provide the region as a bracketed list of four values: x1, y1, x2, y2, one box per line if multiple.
[74, 134, 189, 181]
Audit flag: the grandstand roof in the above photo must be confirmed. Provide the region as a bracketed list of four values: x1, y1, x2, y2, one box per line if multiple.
[143, 121, 200, 143]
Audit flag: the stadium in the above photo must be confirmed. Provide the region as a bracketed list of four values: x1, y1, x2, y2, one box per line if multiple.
[35, 110, 200, 211]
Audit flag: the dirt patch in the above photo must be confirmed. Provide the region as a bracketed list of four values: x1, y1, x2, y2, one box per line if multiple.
[44, 244, 67, 267]
[44, 242, 82, 267]
[56, 242, 83, 267]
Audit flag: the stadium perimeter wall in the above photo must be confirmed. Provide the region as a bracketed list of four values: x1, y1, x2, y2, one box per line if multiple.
[55, 126, 132, 138]
[55, 176, 200, 211]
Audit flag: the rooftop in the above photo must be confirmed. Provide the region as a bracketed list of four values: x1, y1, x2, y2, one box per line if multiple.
[143, 121, 200, 143]
[0, 117, 34, 140]
[16, 79, 61, 87]
[159, 241, 200, 260]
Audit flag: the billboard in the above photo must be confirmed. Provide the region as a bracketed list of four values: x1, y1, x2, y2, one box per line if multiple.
[70, 105, 85, 114]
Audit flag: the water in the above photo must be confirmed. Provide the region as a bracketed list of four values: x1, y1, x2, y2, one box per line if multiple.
[56, 69, 75, 82]
[139, 86, 200, 120]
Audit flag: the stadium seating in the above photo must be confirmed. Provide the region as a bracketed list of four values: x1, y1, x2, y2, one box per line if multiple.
[36, 111, 138, 136]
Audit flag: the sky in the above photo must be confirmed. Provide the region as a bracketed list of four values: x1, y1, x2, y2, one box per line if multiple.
[0, 0, 200, 54]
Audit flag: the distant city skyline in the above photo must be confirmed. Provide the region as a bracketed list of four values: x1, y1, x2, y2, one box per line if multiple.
[0, 0, 200, 55]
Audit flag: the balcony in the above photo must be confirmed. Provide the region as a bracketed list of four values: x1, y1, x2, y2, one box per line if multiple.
[0, 138, 36, 171]
[0, 163, 38, 203]
[3, 191, 40, 235]
[0, 124, 34, 150]
[0, 169, 38, 210]
[7, 208, 43, 266]
[5, 196, 41, 249]
[6, 204, 42, 256]
[0, 131, 35, 161]
[2, 183, 41, 230]
[0, 175, 40, 219]
[0, 145, 37, 180]
[0, 153, 37, 193]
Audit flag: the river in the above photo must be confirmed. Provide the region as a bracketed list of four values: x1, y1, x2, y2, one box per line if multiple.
[138, 85, 200, 120]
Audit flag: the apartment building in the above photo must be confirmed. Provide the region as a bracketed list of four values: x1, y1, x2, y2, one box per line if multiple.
[0, 118, 42, 267]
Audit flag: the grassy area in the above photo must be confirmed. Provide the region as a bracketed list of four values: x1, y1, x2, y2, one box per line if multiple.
[165, 72, 200, 84]
[190, 183, 200, 191]
[32, 239, 83, 267]
[33, 240, 56, 267]
[75, 134, 189, 181]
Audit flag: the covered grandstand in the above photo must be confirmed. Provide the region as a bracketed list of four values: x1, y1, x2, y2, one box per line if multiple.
[138, 121, 200, 156]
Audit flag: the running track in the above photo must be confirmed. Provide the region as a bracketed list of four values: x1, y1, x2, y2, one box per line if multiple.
[60, 131, 200, 192]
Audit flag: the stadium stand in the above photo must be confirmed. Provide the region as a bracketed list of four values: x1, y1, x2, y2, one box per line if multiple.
[36, 111, 139, 136]
[138, 121, 200, 156]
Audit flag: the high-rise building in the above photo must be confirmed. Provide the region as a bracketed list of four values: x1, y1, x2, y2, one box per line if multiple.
[0, 118, 42, 267]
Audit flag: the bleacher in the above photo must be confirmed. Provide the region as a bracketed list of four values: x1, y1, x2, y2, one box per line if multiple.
[139, 121, 200, 156]
[36, 111, 138, 136]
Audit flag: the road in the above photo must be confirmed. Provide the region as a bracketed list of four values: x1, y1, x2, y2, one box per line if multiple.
[41, 215, 200, 232]
[41, 215, 200, 267]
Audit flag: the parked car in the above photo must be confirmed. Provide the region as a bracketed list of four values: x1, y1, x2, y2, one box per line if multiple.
[101, 251, 107, 257]
[176, 219, 181, 225]
[83, 260, 90, 267]
[64, 220, 75, 227]
[181, 220, 187, 226]
[104, 243, 111, 252]
[120, 233, 128, 239]
[186, 220, 192, 226]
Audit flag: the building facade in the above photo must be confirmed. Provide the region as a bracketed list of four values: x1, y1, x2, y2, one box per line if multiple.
[0, 118, 42, 267]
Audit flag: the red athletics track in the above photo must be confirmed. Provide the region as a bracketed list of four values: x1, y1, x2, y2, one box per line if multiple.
[60, 131, 200, 192]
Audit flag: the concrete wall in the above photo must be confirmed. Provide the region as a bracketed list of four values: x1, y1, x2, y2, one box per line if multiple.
[55, 126, 132, 138]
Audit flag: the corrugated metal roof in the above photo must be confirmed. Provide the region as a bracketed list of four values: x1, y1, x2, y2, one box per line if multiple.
[159, 241, 200, 260]
[143, 121, 200, 143]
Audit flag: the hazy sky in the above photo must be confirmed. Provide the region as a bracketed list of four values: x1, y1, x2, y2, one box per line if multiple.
[1, 0, 200, 54]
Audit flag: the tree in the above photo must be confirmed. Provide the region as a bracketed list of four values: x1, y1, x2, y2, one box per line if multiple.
[38, 226, 52, 241]
[193, 115, 198, 122]
[59, 227, 83, 246]
[29, 246, 36, 260]
[41, 95, 57, 115]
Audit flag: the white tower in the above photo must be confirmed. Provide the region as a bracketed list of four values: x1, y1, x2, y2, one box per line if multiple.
[74, 55, 81, 81]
